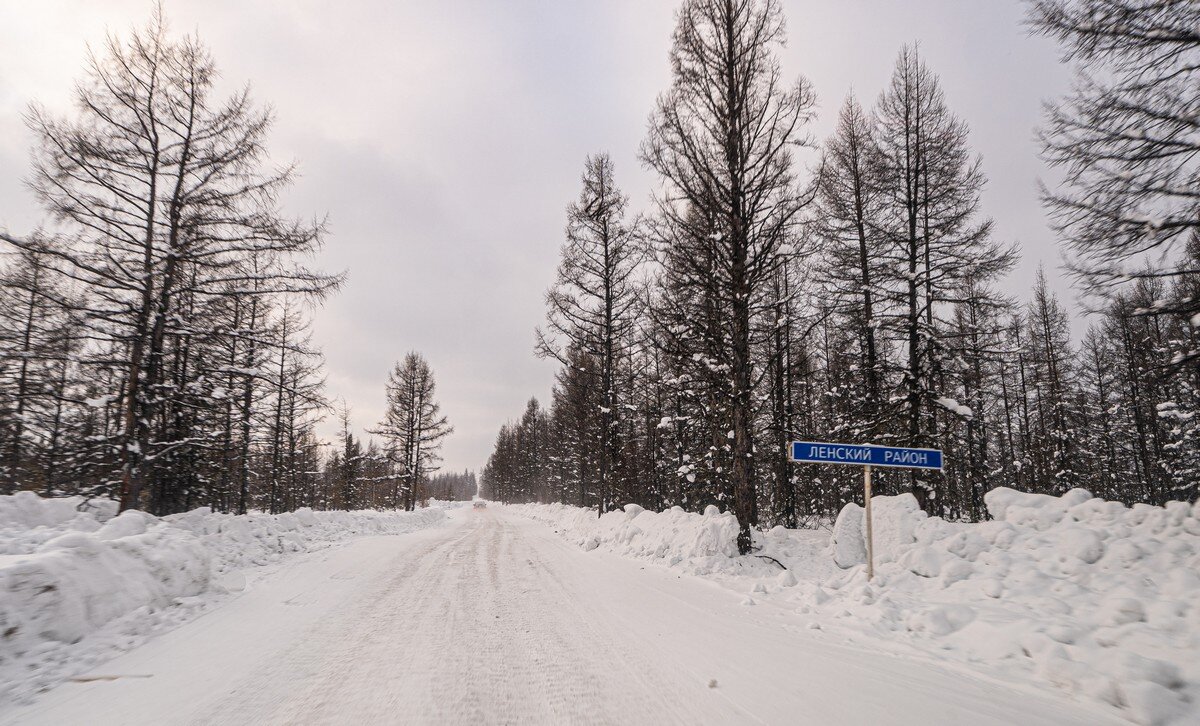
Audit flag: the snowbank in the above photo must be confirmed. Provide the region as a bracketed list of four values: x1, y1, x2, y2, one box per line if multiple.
[0, 493, 445, 701]
[831, 493, 928, 567]
[1, 510, 212, 650]
[0, 491, 117, 555]
[510, 502, 741, 569]
[507, 501, 834, 581]
[815, 487, 1200, 725]
[163, 504, 445, 575]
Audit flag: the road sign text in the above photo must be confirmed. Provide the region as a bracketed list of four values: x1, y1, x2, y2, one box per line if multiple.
[789, 442, 943, 471]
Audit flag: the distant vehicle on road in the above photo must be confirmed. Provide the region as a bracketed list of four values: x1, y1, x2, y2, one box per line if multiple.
[472, 501, 487, 509]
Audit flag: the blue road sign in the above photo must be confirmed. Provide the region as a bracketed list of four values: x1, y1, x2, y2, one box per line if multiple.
[789, 441, 943, 471]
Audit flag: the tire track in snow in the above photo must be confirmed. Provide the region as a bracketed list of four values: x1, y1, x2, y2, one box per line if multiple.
[189, 511, 741, 725]
[8, 506, 1120, 726]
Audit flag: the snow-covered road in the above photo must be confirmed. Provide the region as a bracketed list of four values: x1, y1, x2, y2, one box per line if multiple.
[5, 506, 1119, 725]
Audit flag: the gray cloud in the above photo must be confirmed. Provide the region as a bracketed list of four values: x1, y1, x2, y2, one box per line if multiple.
[0, 0, 1075, 474]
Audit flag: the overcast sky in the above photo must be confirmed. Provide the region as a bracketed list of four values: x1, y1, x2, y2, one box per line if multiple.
[0, 1, 1074, 475]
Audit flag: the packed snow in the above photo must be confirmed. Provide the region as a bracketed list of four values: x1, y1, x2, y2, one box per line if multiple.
[4, 506, 1114, 726]
[509, 488, 1200, 725]
[0, 491, 446, 703]
[2, 489, 1194, 724]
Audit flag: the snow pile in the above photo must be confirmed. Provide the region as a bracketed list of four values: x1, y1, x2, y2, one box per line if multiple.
[0, 493, 445, 701]
[0, 492, 117, 555]
[809, 488, 1200, 725]
[164, 505, 445, 576]
[1, 509, 212, 650]
[510, 502, 743, 569]
[830, 502, 865, 567]
[508, 501, 835, 582]
[830, 493, 927, 568]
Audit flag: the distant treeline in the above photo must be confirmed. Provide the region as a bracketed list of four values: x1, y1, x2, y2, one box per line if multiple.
[480, 0, 1199, 551]
[428, 471, 479, 502]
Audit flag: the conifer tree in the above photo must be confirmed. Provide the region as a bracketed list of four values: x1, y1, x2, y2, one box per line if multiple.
[642, 0, 817, 552]
[374, 352, 452, 510]
[537, 154, 641, 514]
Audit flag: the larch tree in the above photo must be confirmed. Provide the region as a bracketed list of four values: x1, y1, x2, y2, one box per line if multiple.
[1024, 268, 1079, 493]
[0, 4, 374, 516]
[1030, 0, 1200, 363]
[1030, 0, 1200, 505]
[548, 347, 602, 508]
[871, 45, 1015, 511]
[479, 2, 1198, 537]
[647, 207, 736, 512]
[0, 248, 72, 493]
[536, 153, 641, 514]
[15, 9, 340, 513]
[942, 273, 1013, 519]
[374, 352, 452, 510]
[642, 0, 817, 553]
[813, 94, 890, 444]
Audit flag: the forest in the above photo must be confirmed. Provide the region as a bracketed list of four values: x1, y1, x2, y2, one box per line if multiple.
[0, 8, 459, 515]
[480, 0, 1200, 552]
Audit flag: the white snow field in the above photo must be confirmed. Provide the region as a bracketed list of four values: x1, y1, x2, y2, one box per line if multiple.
[2, 500, 1124, 726]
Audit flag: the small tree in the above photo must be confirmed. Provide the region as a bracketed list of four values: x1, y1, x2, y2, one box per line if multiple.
[374, 352, 452, 510]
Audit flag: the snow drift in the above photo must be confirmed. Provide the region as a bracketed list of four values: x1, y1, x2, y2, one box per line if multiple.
[0, 492, 445, 701]
[509, 502, 744, 569]
[815, 487, 1200, 725]
[509, 501, 836, 584]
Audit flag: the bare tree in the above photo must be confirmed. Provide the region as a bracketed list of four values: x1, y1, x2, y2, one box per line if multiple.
[642, 0, 817, 553]
[871, 45, 1014, 509]
[536, 154, 641, 514]
[374, 352, 452, 510]
[18, 9, 339, 512]
[1030, 0, 1200, 360]
[814, 95, 888, 427]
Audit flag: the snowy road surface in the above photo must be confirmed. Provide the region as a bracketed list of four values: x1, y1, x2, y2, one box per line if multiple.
[5, 507, 1119, 726]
